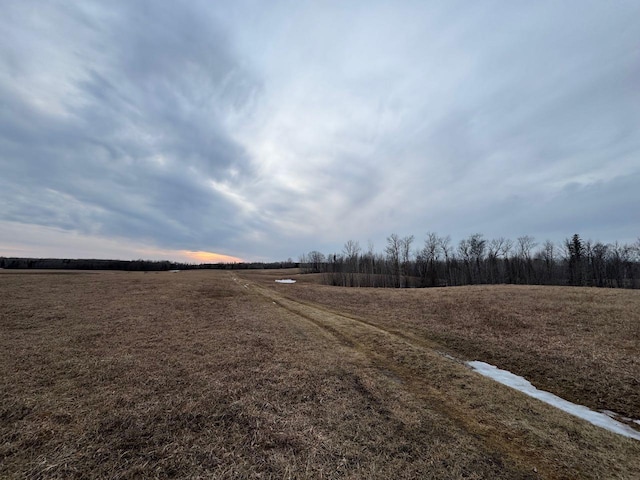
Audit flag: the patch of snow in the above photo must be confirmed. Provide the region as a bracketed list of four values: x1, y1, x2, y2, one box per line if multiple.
[467, 361, 640, 441]
[169, 270, 180, 273]
[275, 279, 296, 284]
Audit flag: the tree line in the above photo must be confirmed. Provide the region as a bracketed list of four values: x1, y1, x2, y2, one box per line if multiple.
[300, 233, 640, 289]
[0, 257, 298, 271]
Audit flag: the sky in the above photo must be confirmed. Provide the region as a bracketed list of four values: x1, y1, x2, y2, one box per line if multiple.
[1, 1, 639, 263]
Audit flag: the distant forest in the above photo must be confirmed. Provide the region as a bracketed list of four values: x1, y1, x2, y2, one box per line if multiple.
[300, 233, 640, 289]
[0, 257, 297, 271]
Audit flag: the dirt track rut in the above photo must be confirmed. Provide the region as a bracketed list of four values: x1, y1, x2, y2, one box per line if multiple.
[232, 273, 640, 480]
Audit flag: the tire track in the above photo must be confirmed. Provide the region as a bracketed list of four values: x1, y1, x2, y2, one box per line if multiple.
[231, 273, 640, 479]
[247, 278, 452, 360]
[238, 278, 555, 475]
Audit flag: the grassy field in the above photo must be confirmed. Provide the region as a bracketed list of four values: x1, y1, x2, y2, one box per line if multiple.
[1, 269, 639, 479]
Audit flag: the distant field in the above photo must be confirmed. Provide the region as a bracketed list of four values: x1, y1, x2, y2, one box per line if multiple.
[1, 269, 639, 479]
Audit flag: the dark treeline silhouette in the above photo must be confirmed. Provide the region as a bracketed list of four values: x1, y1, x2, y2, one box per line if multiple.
[301, 233, 640, 289]
[0, 257, 298, 271]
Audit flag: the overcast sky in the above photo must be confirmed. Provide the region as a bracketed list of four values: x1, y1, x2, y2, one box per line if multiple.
[1, 1, 639, 262]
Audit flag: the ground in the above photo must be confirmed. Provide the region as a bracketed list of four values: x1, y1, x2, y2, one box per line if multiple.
[1, 269, 639, 479]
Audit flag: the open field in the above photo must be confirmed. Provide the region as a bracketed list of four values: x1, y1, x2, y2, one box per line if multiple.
[245, 270, 640, 420]
[1, 269, 639, 478]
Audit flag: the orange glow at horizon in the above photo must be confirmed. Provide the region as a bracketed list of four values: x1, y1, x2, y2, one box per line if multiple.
[180, 250, 243, 264]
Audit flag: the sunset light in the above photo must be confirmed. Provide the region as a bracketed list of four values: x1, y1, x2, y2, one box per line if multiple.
[180, 250, 243, 264]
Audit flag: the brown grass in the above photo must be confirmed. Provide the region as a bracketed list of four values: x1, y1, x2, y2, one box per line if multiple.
[252, 271, 640, 420]
[1, 269, 639, 479]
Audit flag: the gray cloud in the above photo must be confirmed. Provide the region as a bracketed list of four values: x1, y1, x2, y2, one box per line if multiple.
[1, 1, 639, 261]
[1, 1, 263, 257]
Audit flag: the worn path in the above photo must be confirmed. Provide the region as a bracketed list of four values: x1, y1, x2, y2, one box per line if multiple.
[235, 272, 640, 480]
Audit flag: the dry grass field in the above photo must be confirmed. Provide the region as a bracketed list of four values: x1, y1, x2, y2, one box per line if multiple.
[1, 269, 639, 479]
[248, 271, 640, 420]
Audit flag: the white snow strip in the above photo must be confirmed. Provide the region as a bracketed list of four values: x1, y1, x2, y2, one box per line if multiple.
[169, 270, 180, 273]
[275, 279, 296, 284]
[467, 361, 640, 441]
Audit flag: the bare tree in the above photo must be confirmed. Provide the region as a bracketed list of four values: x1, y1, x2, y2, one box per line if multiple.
[487, 237, 507, 283]
[342, 240, 361, 286]
[343, 240, 361, 259]
[539, 240, 556, 284]
[517, 235, 538, 283]
[438, 235, 453, 285]
[419, 232, 441, 286]
[488, 238, 505, 258]
[590, 242, 608, 287]
[385, 234, 402, 287]
[362, 240, 375, 285]
[500, 238, 514, 258]
[307, 251, 325, 274]
[517, 236, 537, 260]
[542, 240, 555, 261]
[459, 234, 485, 283]
[400, 235, 415, 287]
